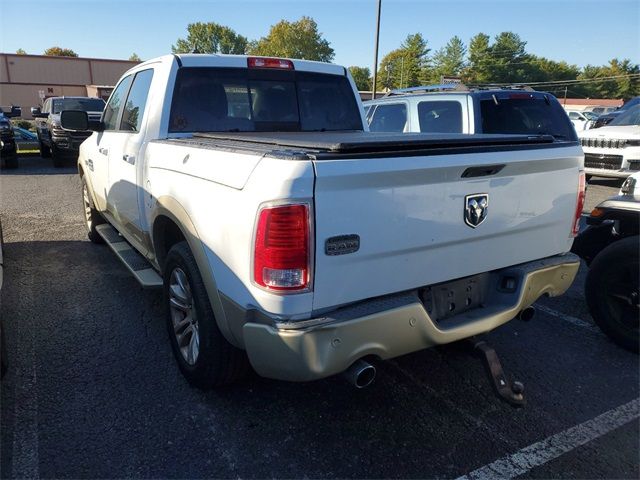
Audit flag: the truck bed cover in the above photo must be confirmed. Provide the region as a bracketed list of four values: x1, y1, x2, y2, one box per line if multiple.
[157, 131, 567, 160]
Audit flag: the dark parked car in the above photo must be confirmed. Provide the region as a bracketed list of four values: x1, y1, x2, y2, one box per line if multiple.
[0, 113, 18, 169]
[592, 96, 640, 129]
[31, 96, 105, 167]
[1, 218, 6, 378]
[571, 186, 639, 353]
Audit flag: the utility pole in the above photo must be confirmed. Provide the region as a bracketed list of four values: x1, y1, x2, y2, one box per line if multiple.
[563, 86, 568, 106]
[371, 0, 382, 99]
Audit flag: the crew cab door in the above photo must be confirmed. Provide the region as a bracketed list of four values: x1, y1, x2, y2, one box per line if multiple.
[87, 74, 133, 212]
[104, 68, 154, 247]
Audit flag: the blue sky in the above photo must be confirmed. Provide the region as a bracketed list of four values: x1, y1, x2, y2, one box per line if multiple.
[0, 0, 638, 71]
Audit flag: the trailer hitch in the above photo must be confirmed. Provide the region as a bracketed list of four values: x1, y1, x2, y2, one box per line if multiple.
[468, 337, 525, 407]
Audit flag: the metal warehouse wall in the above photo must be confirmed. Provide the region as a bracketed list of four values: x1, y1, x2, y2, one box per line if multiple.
[0, 53, 139, 118]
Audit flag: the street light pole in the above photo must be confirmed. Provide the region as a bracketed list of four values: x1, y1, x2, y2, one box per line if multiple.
[371, 0, 382, 99]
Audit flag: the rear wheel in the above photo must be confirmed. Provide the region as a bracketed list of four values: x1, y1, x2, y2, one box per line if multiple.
[81, 177, 105, 244]
[586, 235, 639, 353]
[164, 241, 248, 389]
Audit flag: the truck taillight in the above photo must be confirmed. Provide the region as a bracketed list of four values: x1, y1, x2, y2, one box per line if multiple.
[571, 171, 586, 237]
[253, 203, 310, 291]
[247, 57, 294, 70]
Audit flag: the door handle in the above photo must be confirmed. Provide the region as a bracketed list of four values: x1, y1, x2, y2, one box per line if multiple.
[122, 154, 135, 165]
[99, 147, 109, 156]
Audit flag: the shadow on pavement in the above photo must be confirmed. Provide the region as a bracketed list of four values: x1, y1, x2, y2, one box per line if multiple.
[0, 155, 77, 176]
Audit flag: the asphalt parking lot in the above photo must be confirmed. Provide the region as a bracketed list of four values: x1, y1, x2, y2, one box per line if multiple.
[1, 156, 638, 479]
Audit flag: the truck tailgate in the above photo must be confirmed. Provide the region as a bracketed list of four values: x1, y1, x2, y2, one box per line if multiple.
[312, 145, 582, 310]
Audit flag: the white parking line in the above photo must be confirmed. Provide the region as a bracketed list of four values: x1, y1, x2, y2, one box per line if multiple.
[535, 304, 602, 333]
[456, 397, 640, 480]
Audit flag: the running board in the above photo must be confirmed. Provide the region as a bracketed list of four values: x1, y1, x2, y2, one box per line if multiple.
[95, 224, 163, 289]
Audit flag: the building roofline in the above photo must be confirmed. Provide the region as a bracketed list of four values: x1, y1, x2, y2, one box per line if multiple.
[0, 52, 140, 65]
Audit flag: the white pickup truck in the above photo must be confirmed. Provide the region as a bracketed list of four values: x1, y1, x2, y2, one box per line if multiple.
[61, 54, 583, 389]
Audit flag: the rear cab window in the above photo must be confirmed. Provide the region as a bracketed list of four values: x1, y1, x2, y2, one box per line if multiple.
[168, 67, 362, 133]
[478, 93, 577, 141]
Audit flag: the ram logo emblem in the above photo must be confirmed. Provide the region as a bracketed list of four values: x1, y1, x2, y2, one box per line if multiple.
[464, 194, 489, 228]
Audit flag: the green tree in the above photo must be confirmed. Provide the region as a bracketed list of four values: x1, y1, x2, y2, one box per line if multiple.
[431, 36, 467, 82]
[463, 33, 491, 83]
[15, 48, 27, 55]
[574, 59, 640, 99]
[172, 22, 248, 54]
[348, 66, 371, 91]
[248, 16, 334, 62]
[486, 32, 528, 84]
[377, 33, 430, 90]
[129, 53, 141, 62]
[44, 46, 78, 57]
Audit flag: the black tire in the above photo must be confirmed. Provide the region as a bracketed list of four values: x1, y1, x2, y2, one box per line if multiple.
[585, 235, 639, 353]
[51, 144, 64, 168]
[39, 139, 51, 158]
[81, 176, 105, 244]
[164, 241, 248, 389]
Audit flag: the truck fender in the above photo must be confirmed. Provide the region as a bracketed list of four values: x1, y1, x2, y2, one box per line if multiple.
[151, 196, 240, 348]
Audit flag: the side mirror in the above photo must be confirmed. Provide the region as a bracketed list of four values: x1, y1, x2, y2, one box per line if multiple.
[60, 110, 89, 131]
[4, 106, 22, 118]
[60, 110, 104, 132]
[30, 107, 48, 118]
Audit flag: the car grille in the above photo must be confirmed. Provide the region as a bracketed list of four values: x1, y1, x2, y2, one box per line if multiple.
[580, 138, 627, 148]
[584, 153, 623, 170]
[629, 160, 640, 171]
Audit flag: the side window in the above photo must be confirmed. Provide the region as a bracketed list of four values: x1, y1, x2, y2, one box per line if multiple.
[103, 75, 132, 131]
[120, 69, 154, 132]
[418, 101, 463, 133]
[43, 99, 50, 114]
[369, 103, 407, 132]
[568, 111, 580, 120]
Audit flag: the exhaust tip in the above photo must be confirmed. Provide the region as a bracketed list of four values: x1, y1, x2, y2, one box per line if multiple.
[518, 306, 536, 321]
[343, 359, 377, 389]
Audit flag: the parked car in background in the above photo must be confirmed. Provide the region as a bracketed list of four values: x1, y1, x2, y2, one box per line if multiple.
[571, 191, 639, 353]
[579, 105, 640, 179]
[589, 106, 618, 115]
[0, 113, 18, 169]
[566, 109, 598, 131]
[12, 126, 37, 142]
[591, 97, 640, 129]
[61, 55, 582, 389]
[362, 85, 576, 140]
[1, 218, 6, 378]
[31, 96, 105, 167]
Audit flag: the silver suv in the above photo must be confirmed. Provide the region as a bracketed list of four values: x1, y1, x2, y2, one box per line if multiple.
[363, 85, 576, 141]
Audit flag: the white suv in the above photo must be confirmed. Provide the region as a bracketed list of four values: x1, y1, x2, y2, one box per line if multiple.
[578, 105, 640, 179]
[362, 86, 576, 141]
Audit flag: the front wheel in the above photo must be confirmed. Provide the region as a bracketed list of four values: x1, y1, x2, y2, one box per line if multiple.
[585, 235, 639, 353]
[164, 241, 248, 389]
[39, 138, 51, 158]
[51, 144, 64, 168]
[81, 177, 105, 244]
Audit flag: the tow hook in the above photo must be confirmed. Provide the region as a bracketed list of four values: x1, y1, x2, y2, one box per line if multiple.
[468, 337, 526, 407]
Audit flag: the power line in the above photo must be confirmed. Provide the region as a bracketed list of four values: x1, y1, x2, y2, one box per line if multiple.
[476, 73, 640, 88]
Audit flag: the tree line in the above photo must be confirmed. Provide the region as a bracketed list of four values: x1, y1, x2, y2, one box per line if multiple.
[19, 17, 639, 100]
[351, 31, 638, 100]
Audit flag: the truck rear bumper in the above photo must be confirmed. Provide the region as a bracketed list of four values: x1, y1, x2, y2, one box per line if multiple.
[243, 253, 580, 382]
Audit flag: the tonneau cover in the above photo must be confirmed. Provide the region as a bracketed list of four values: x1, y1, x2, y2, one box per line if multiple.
[193, 131, 557, 154]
